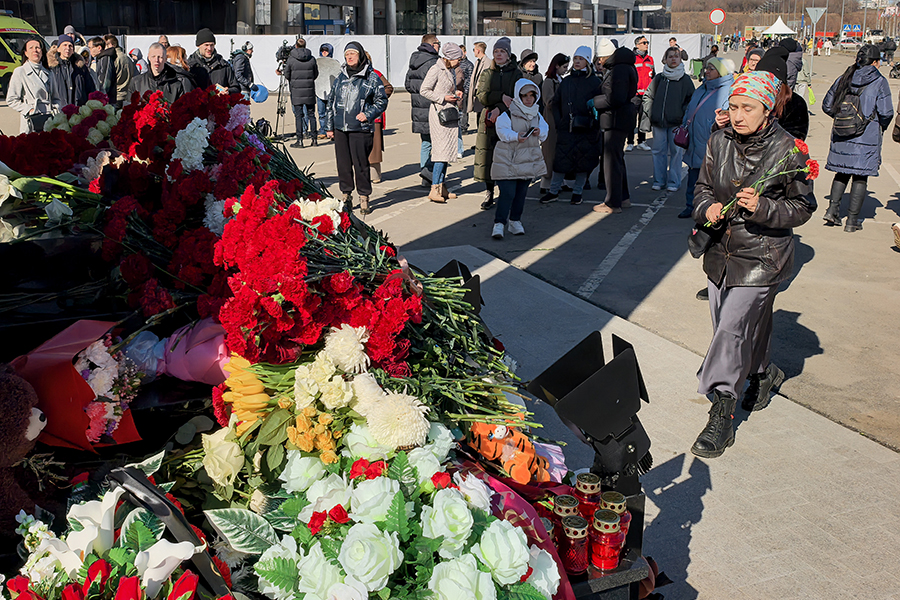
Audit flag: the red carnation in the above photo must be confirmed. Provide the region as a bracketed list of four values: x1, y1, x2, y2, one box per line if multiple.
[349, 458, 370, 479]
[794, 138, 809, 155]
[61, 104, 78, 117]
[328, 504, 350, 524]
[190, 524, 207, 543]
[805, 159, 819, 180]
[211, 556, 233, 588]
[212, 384, 231, 427]
[308, 511, 327, 535]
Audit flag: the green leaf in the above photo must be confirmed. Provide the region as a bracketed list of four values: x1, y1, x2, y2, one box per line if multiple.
[377, 589, 391, 600]
[266, 443, 286, 473]
[280, 496, 310, 519]
[157, 481, 176, 493]
[385, 491, 411, 542]
[126, 450, 166, 477]
[255, 556, 299, 593]
[291, 522, 313, 546]
[256, 409, 293, 446]
[124, 521, 157, 552]
[319, 536, 342, 563]
[107, 547, 132, 567]
[204, 508, 279, 555]
[119, 508, 165, 547]
[501, 583, 549, 600]
[263, 501, 295, 532]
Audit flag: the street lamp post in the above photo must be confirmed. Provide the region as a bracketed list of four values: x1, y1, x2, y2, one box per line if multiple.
[839, 0, 844, 41]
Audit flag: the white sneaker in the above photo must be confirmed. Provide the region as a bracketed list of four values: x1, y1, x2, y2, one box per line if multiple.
[625, 144, 634, 152]
[637, 142, 652, 151]
[667, 185, 679, 192]
[457, 152, 463, 159]
[492, 223, 505, 239]
[508, 220, 525, 235]
[651, 184, 663, 191]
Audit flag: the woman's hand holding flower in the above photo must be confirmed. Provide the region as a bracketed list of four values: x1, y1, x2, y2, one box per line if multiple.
[706, 203, 724, 224]
[736, 187, 759, 212]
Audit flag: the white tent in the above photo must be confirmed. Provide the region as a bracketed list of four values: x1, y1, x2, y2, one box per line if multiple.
[763, 16, 796, 35]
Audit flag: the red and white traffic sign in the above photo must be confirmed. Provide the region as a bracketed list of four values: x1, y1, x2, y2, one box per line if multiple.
[709, 9, 726, 24]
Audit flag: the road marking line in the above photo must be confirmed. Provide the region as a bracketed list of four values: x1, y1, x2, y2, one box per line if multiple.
[885, 163, 900, 188]
[576, 192, 670, 299]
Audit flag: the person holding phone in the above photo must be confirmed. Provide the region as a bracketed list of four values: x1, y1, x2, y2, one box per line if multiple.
[489, 80, 549, 238]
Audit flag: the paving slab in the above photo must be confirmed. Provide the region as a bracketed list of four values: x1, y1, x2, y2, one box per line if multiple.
[403, 244, 900, 600]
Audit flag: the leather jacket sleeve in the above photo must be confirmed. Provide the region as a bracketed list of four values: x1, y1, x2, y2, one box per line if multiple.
[745, 154, 816, 230]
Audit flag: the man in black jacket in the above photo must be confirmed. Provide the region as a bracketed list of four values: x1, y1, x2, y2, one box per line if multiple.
[405, 34, 441, 184]
[89, 37, 116, 100]
[129, 43, 194, 104]
[279, 36, 319, 148]
[49, 34, 95, 107]
[231, 42, 254, 95]
[187, 28, 240, 94]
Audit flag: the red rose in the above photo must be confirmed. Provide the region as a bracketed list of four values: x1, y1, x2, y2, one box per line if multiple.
[364, 460, 387, 479]
[794, 138, 809, 155]
[328, 504, 350, 524]
[82, 559, 111, 595]
[349, 458, 370, 479]
[167, 571, 199, 600]
[62, 584, 83, 600]
[7, 576, 31, 598]
[308, 511, 327, 535]
[112, 578, 142, 600]
[431, 472, 452, 489]
[805, 159, 819, 180]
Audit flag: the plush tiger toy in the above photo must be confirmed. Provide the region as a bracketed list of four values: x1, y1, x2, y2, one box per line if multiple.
[468, 421, 550, 484]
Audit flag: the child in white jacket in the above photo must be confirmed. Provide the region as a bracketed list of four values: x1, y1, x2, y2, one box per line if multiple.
[489, 80, 549, 239]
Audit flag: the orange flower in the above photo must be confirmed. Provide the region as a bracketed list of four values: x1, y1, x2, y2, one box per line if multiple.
[295, 413, 313, 431]
[277, 397, 293, 409]
[320, 450, 339, 464]
[332, 429, 344, 439]
[302, 406, 318, 417]
[287, 426, 302, 448]
[296, 431, 315, 452]
[313, 423, 327, 436]
[316, 434, 335, 452]
[318, 413, 334, 426]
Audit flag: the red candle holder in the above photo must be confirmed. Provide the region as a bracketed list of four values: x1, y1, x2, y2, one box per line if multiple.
[573, 472, 602, 520]
[600, 491, 631, 539]
[552, 494, 580, 542]
[560, 515, 590, 576]
[590, 509, 625, 572]
[540, 517, 556, 547]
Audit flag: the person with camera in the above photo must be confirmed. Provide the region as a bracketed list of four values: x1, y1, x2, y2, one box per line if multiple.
[280, 36, 319, 148]
[188, 28, 240, 95]
[231, 41, 254, 96]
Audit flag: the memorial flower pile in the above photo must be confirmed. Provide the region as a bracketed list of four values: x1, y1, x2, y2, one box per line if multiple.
[43, 92, 121, 146]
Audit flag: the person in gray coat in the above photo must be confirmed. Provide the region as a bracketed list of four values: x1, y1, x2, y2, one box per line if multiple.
[280, 36, 319, 147]
[315, 44, 341, 139]
[6, 38, 55, 134]
[821, 45, 894, 232]
[777, 38, 804, 90]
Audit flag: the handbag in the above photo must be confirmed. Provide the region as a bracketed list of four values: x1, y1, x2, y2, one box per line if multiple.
[673, 91, 715, 149]
[688, 223, 724, 259]
[438, 106, 459, 127]
[26, 112, 52, 132]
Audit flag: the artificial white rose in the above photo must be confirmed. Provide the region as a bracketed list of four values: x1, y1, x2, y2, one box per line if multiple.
[526, 545, 561, 600]
[279, 451, 326, 493]
[95, 120, 111, 136]
[407, 447, 441, 485]
[86, 99, 104, 110]
[256, 535, 303, 600]
[296, 542, 343, 598]
[427, 422, 455, 463]
[79, 104, 93, 117]
[202, 428, 244, 487]
[342, 422, 394, 461]
[86, 128, 104, 145]
[421, 488, 474, 558]
[338, 523, 403, 591]
[472, 519, 530, 585]
[349, 476, 400, 523]
[350, 372, 384, 417]
[310, 352, 337, 388]
[43, 198, 74, 222]
[320, 375, 353, 410]
[452, 472, 493, 512]
[323, 324, 370, 373]
[292, 363, 318, 409]
[326, 577, 368, 600]
[428, 554, 497, 600]
[298, 473, 350, 522]
[68, 113, 84, 126]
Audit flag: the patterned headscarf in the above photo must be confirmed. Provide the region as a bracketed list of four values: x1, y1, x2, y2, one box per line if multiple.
[729, 71, 779, 111]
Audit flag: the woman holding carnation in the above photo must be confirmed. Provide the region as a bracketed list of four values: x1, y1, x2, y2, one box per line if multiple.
[690, 70, 816, 459]
[7, 37, 55, 133]
[325, 42, 388, 216]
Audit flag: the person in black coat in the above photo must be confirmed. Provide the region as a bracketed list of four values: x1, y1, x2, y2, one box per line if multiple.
[231, 42, 254, 94]
[756, 47, 808, 140]
[129, 43, 194, 104]
[405, 34, 441, 182]
[592, 45, 638, 213]
[280, 36, 319, 147]
[539, 46, 602, 206]
[89, 37, 116, 100]
[48, 35, 95, 107]
[187, 28, 240, 95]
[520, 49, 544, 110]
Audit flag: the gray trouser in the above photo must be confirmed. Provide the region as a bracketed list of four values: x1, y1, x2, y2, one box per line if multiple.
[697, 279, 779, 399]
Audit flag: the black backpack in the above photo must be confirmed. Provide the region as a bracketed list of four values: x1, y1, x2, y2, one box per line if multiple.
[832, 84, 876, 138]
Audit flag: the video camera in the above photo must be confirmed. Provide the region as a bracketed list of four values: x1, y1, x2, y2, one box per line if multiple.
[276, 40, 292, 67]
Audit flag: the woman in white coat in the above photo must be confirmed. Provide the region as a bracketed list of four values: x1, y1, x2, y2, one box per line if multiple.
[489, 79, 548, 239]
[419, 42, 464, 203]
[6, 38, 55, 134]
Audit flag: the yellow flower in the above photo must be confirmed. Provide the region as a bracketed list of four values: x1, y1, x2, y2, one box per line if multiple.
[296, 431, 315, 453]
[316, 434, 335, 452]
[287, 426, 302, 448]
[320, 450, 339, 464]
[302, 405, 318, 417]
[313, 423, 327, 436]
[278, 397, 294, 409]
[318, 413, 334, 426]
[332, 429, 344, 440]
[295, 413, 313, 432]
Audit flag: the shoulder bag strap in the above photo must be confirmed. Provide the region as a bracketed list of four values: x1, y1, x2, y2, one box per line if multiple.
[686, 90, 715, 126]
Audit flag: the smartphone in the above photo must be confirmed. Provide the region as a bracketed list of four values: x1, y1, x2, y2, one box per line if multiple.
[525, 127, 537, 137]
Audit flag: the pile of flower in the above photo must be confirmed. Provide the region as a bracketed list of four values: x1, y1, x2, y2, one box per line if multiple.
[43, 92, 120, 146]
[74, 336, 143, 444]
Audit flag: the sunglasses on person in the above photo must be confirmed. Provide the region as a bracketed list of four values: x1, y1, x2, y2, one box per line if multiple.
[638, 40, 649, 45]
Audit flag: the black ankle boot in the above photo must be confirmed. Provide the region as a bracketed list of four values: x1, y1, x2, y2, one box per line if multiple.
[691, 390, 736, 458]
[824, 177, 847, 226]
[743, 363, 785, 411]
[844, 179, 866, 232]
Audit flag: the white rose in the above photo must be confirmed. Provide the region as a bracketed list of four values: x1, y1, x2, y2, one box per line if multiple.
[0, 174, 12, 203]
[256, 535, 303, 600]
[319, 376, 353, 410]
[292, 363, 318, 409]
[326, 577, 368, 600]
[421, 489, 474, 558]
[310, 353, 336, 388]
[279, 451, 326, 493]
[296, 542, 343, 598]
[428, 554, 497, 600]
[408, 447, 441, 485]
[201, 428, 244, 487]
[472, 519, 530, 585]
[44, 198, 73, 222]
[427, 422, 455, 463]
[79, 104, 93, 117]
[350, 476, 400, 523]
[342, 423, 394, 461]
[298, 473, 350, 522]
[86, 128, 104, 145]
[95, 120, 111, 136]
[338, 523, 403, 591]
[323, 325, 370, 373]
[452, 472, 493, 512]
[68, 113, 84, 126]
[526, 545, 561, 600]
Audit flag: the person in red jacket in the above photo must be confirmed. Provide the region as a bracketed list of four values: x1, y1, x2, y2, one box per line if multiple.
[628, 35, 655, 152]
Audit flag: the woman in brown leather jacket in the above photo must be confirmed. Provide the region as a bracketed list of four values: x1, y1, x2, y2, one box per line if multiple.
[690, 71, 816, 459]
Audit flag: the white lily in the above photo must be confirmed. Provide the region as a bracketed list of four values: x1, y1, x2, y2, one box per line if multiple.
[44, 198, 73, 222]
[65, 486, 126, 557]
[134, 539, 199, 598]
[0, 160, 21, 178]
[26, 537, 83, 579]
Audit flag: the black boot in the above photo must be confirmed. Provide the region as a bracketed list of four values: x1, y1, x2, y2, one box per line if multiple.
[691, 390, 736, 458]
[844, 179, 866, 232]
[742, 363, 785, 411]
[824, 177, 846, 226]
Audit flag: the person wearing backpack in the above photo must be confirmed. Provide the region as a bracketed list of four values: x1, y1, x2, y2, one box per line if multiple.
[821, 45, 894, 232]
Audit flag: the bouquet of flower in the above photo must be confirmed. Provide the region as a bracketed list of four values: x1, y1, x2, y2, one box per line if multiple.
[74, 336, 143, 444]
[44, 92, 121, 147]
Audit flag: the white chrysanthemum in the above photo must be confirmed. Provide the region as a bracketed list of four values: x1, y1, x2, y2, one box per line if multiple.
[87, 367, 116, 398]
[323, 325, 370, 373]
[292, 363, 318, 409]
[365, 391, 430, 449]
[84, 340, 117, 368]
[171, 117, 210, 173]
[320, 376, 353, 410]
[203, 195, 227, 236]
[351, 373, 385, 417]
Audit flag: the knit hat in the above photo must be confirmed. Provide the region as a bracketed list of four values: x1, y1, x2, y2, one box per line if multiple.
[778, 38, 802, 53]
[57, 34, 74, 46]
[574, 45, 593, 62]
[730, 71, 780, 110]
[756, 46, 789, 83]
[196, 28, 216, 46]
[707, 57, 734, 77]
[344, 41, 367, 59]
[493, 37, 512, 56]
[520, 48, 538, 63]
[747, 48, 765, 62]
[320, 43, 334, 56]
[594, 40, 614, 59]
[443, 42, 463, 60]
[63, 25, 76, 35]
